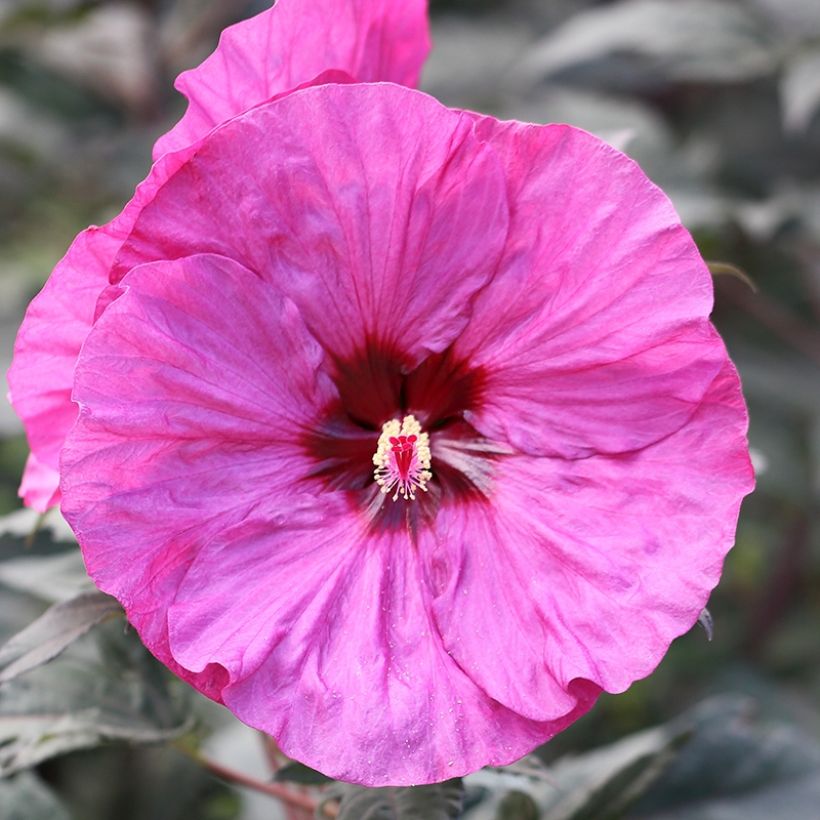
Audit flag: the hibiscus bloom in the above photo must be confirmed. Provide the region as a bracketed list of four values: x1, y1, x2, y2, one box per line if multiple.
[10, 0, 753, 788]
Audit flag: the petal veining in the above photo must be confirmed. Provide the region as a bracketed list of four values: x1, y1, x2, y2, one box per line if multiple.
[456, 119, 728, 458]
[114, 84, 510, 371]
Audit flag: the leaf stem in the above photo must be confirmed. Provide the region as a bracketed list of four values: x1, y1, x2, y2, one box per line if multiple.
[173, 743, 325, 815]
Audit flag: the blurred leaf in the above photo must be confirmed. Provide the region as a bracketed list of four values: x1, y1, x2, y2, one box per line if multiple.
[0, 771, 70, 820]
[420, 15, 534, 111]
[519, 0, 775, 91]
[0, 509, 89, 604]
[0, 550, 92, 602]
[737, 349, 820, 418]
[632, 696, 820, 818]
[496, 790, 539, 820]
[781, 49, 820, 133]
[23, 2, 157, 115]
[465, 717, 686, 820]
[748, 0, 820, 41]
[0, 48, 118, 122]
[501, 86, 675, 173]
[0, 508, 75, 551]
[0, 86, 68, 167]
[470, 696, 820, 820]
[334, 779, 464, 820]
[465, 691, 820, 819]
[274, 760, 332, 786]
[0, 589, 120, 683]
[540, 726, 687, 819]
[0, 0, 99, 28]
[0, 619, 192, 776]
[492, 754, 554, 782]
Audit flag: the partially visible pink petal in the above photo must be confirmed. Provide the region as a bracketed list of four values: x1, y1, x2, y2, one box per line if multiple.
[153, 0, 431, 160]
[7, 224, 126, 510]
[455, 119, 725, 458]
[115, 84, 509, 375]
[422, 361, 753, 719]
[7, 140, 211, 510]
[18, 452, 61, 512]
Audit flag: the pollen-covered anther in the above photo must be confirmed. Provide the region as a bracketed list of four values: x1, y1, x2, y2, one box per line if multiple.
[372, 415, 432, 501]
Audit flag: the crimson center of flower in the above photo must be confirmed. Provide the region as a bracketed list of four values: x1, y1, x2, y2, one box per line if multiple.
[372, 415, 432, 502]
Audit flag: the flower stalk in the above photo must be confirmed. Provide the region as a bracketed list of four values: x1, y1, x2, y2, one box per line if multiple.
[173, 743, 336, 816]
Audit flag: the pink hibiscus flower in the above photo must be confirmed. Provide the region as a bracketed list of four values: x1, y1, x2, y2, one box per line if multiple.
[9, 0, 753, 787]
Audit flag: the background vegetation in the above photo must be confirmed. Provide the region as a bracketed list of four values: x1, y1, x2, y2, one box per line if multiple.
[1, 1, 818, 818]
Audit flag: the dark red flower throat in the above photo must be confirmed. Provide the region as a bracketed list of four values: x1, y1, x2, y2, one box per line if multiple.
[302, 341, 495, 526]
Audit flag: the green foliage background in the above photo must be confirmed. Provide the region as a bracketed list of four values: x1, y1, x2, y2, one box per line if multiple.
[0, 1, 818, 818]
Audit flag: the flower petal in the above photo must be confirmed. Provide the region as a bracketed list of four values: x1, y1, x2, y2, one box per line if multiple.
[153, 0, 431, 160]
[422, 361, 753, 720]
[174, 513, 599, 785]
[114, 84, 510, 373]
[61, 252, 338, 599]
[456, 119, 726, 458]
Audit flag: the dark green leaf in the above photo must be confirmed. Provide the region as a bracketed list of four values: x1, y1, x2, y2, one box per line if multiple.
[274, 760, 332, 785]
[469, 713, 689, 820]
[335, 779, 464, 820]
[496, 790, 539, 820]
[0, 590, 121, 683]
[630, 696, 820, 819]
[540, 724, 687, 820]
